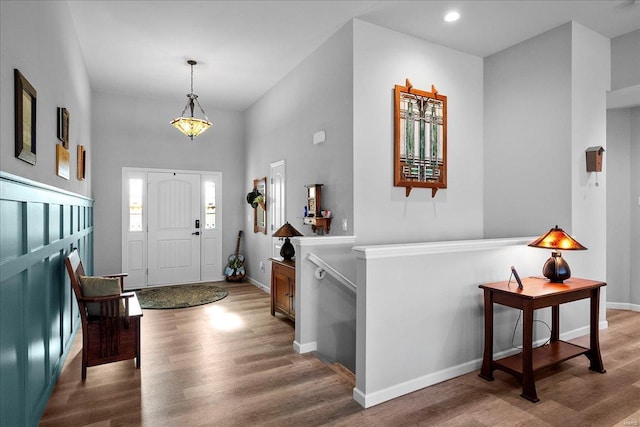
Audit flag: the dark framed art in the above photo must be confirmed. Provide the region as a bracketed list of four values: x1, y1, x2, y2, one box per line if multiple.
[14, 69, 37, 165]
[77, 145, 86, 180]
[57, 107, 69, 149]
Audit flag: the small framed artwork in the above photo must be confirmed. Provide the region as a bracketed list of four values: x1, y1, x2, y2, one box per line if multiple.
[56, 144, 70, 180]
[57, 107, 69, 149]
[253, 177, 267, 234]
[14, 69, 37, 165]
[77, 145, 86, 180]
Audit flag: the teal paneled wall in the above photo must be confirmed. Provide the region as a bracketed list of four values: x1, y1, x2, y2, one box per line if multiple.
[0, 172, 93, 426]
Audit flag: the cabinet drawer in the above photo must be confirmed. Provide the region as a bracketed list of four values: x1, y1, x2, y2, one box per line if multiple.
[273, 262, 294, 279]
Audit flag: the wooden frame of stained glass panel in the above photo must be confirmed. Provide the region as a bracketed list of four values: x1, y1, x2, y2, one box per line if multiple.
[394, 79, 447, 197]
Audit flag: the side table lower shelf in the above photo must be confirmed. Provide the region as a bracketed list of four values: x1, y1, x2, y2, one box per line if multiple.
[489, 341, 589, 381]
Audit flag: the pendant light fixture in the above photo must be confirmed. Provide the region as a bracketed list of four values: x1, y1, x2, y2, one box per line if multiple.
[170, 60, 212, 140]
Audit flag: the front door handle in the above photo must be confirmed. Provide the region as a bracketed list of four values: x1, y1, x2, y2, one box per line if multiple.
[192, 231, 200, 236]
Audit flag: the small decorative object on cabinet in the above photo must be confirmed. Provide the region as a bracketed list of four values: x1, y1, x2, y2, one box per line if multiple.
[303, 183, 332, 234]
[270, 258, 295, 321]
[394, 78, 447, 197]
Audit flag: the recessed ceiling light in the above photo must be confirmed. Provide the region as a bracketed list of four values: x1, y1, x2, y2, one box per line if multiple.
[444, 11, 460, 23]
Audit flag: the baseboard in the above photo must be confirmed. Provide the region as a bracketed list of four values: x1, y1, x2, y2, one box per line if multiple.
[293, 340, 317, 354]
[353, 357, 481, 408]
[245, 276, 269, 293]
[352, 322, 610, 408]
[607, 302, 640, 312]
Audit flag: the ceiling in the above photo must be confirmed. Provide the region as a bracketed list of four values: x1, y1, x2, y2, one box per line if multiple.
[67, 0, 640, 112]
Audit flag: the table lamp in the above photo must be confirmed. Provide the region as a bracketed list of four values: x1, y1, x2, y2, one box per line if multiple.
[272, 222, 303, 261]
[528, 225, 587, 283]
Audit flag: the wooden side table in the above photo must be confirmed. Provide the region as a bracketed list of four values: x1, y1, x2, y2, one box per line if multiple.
[478, 277, 606, 402]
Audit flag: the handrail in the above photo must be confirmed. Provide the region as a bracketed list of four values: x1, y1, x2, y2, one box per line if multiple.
[306, 252, 356, 293]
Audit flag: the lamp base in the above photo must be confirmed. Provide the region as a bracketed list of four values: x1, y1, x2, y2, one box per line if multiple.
[542, 251, 571, 283]
[280, 237, 295, 261]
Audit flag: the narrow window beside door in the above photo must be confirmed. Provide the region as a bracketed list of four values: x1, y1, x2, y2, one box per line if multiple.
[205, 180, 216, 230]
[129, 178, 144, 232]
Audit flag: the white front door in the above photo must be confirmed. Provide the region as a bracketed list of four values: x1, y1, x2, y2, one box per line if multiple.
[147, 172, 201, 285]
[270, 160, 286, 257]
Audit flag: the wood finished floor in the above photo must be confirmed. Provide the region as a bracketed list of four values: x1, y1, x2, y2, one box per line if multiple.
[41, 282, 640, 426]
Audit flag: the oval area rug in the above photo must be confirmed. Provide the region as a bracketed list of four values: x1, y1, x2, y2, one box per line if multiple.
[135, 283, 228, 309]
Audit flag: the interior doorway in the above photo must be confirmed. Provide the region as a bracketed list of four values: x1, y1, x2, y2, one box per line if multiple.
[270, 160, 286, 257]
[121, 167, 222, 289]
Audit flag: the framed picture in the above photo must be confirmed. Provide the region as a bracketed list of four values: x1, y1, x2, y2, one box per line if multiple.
[253, 177, 267, 234]
[57, 107, 69, 149]
[56, 144, 70, 180]
[77, 145, 86, 180]
[14, 69, 37, 165]
[394, 79, 447, 197]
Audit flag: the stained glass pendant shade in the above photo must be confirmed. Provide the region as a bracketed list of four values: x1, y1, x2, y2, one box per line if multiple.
[171, 60, 212, 140]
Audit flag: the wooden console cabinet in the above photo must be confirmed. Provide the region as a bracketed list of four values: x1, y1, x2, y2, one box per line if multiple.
[270, 258, 295, 321]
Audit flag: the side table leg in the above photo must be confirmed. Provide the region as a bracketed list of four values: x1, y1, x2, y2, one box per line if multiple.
[479, 290, 495, 381]
[521, 300, 539, 402]
[551, 305, 560, 342]
[588, 288, 606, 373]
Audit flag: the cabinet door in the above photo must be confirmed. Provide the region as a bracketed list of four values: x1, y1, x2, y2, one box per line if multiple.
[288, 276, 295, 317]
[273, 267, 293, 314]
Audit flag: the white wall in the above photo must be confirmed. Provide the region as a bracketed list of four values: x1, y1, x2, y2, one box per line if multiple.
[244, 22, 354, 288]
[294, 236, 357, 371]
[352, 20, 484, 245]
[484, 24, 572, 238]
[0, 1, 91, 197]
[608, 30, 640, 310]
[570, 23, 609, 286]
[611, 30, 640, 91]
[607, 108, 632, 306]
[632, 107, 640, 308]
[91, 91, 245, 275]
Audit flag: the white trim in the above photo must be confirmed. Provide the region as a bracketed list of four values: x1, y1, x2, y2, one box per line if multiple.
[245, 276, 269, 293]
[295, 235, 357, 247]
[293, 340, 317, 353]
[607, 302, 640, 312]
[0, 171, 92, 201]
[606, 84, 640, 110]
[353, 236, 537, 260]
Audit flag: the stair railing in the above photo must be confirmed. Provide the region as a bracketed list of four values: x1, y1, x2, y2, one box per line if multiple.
[306, 252, 356, 293]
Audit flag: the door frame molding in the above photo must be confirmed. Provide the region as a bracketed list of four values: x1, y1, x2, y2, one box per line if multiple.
[270, 160, 286, 258]
[121, 167, 223, 288]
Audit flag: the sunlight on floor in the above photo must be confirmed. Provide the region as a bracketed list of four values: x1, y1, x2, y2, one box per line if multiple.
[204, 305, 244, 331]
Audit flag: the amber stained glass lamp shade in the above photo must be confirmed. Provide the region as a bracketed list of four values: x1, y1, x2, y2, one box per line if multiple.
[170, 60, 212, 140]
[528, 225, 587, 283]
[272, 222, 303, 261]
